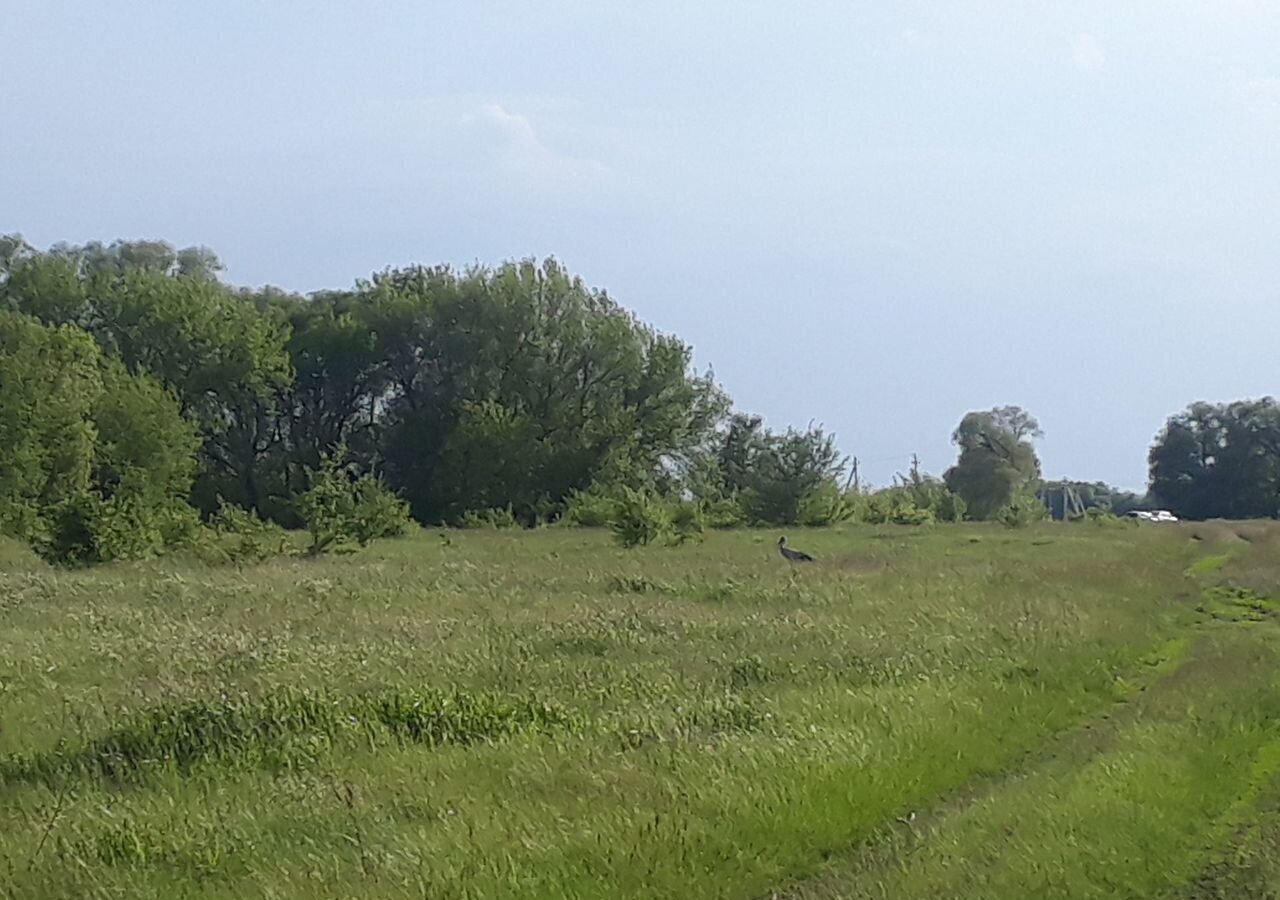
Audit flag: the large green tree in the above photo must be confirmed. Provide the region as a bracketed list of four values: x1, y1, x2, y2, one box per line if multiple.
[365, 259, 726, 522]
[2, 240, 294, 517]
[5, 234, 747, 531]
[944, 406, 1043, 520]
[684, 414, 848, 525]
[1149, 399, 1280, 520]
[0, 314, 102, 534]
[0, 312, 199, 561]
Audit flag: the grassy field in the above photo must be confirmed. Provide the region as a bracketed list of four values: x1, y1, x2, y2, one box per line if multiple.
[2, 521, 1279, 899]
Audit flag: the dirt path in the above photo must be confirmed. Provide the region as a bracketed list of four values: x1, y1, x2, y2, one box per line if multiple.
[771, 617, 1280, 900]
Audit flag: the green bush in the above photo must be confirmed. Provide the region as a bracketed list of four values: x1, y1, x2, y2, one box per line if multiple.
[39, 494, 199, 565]
[298, 458, 412, 555]
[1084, 507, 1130, 528]
[936, 490, 968, 523]
[458, 506, 519, 529]
[668, 500, 705, 545]
[998, 493, 1049, 528]
[563, 486, 620, 527]
[210, 502, 290, 563]
[861, 491, 889, 525]
[699, 496, 746, 529]
[609, 488, 670, 548]
[0, 313, 202, 565]
[891, 503, 935, 526]
[799, 480, 858, 526]
[871, 495, 932, 526]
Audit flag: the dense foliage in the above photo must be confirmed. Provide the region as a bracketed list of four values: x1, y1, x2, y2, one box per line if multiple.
[944, 406, 1043, 520]
[1149, 398, 1280, 520]
[3, 232, 1277, 562]
[0, 312, 200, 562]
[1, 235, 847, 559]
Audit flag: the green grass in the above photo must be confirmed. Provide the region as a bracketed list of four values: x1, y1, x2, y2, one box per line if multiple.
[1, 522, 1278, 898]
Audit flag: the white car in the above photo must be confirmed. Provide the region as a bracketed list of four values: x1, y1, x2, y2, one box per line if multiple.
[1127, 510, 1179, 523]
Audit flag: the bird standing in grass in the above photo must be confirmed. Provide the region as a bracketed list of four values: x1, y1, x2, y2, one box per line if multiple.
[777, 536, 815, 562]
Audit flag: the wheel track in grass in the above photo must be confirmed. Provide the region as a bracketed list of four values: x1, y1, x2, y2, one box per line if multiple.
[770, 605, 1280, 900]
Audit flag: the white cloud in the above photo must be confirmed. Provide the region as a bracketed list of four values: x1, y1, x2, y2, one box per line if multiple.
[1071, 32, 1106, 73]
[468, 103, 611, 191]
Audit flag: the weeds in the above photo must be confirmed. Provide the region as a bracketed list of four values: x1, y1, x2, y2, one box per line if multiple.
[3, 524, 1277, 899]
[2, 686, 578, 786]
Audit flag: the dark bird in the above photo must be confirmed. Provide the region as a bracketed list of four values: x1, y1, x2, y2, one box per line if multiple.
[777, 536, 815, 563]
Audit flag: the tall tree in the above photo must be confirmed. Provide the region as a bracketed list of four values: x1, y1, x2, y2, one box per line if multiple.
[1149, 399, 1280, 520]
[944, 406, 1043, 519]
[5, 236, 742, 530]
[739, 425, 846, 525]
[367, 259, 725, 522]
[0, 312, 199, 560]
[0, 314, 103, 534]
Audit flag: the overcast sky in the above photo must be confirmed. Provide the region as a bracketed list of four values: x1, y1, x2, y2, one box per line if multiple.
[5, 1, 1279, 489]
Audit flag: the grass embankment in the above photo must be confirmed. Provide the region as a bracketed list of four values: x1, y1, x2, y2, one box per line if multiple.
[1, 522, 1277, 898]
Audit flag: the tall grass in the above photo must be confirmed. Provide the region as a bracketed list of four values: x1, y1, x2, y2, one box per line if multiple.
[1, 522, 1277, 898]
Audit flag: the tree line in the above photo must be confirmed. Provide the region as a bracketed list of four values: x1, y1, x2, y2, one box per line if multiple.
[0, 235, 1273, 562]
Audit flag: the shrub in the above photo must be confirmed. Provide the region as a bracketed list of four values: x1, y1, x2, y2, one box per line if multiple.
[998, 493, 1049, 528]
[298, 458, 412, 555]
[863, 489, 930, 526]
[699, 496, 745, 529]
[1084, 507, 1130, 528]
[799, 480, 858, 526]
[733, 425, 846, 525]
[891, 503, 935, 526]
[936, 490, 967, 523]
[609, 488, 670, 548]
[210, 502, 290, 563]
[563, 486, 619, 527]
[668, 500, 705, 545]
[40, 494, 199, 565]
[352, 477, 413, 543]
[458, 505, 520, 529]
[0, 314, 203, 565]
[861, 491, 893, 525]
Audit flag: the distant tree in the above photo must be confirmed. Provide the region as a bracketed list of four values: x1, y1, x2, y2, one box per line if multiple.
[681, 415, 850, 526]
[0, 314, 103, 535]
[5, 236, 747, 536]
[1106, 491, 1152, 516]
[369, 259, 726, 523]
[281, 296, 385, 478]
[1149, 398, 1280, 520]
[739, 425, 847, 525]
[944, 406, 1043, 520]
[0, 234, 35, 276]
[0, 252, 88, 324]
[52, 238, 224, 281]
[89, 272, 293, 516]
[1, 244, 292, 518]
[0, 312, 199, 561]
[716, 413, 770, 495]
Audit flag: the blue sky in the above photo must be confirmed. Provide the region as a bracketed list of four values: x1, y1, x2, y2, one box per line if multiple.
[5, 1, 1279, 489]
